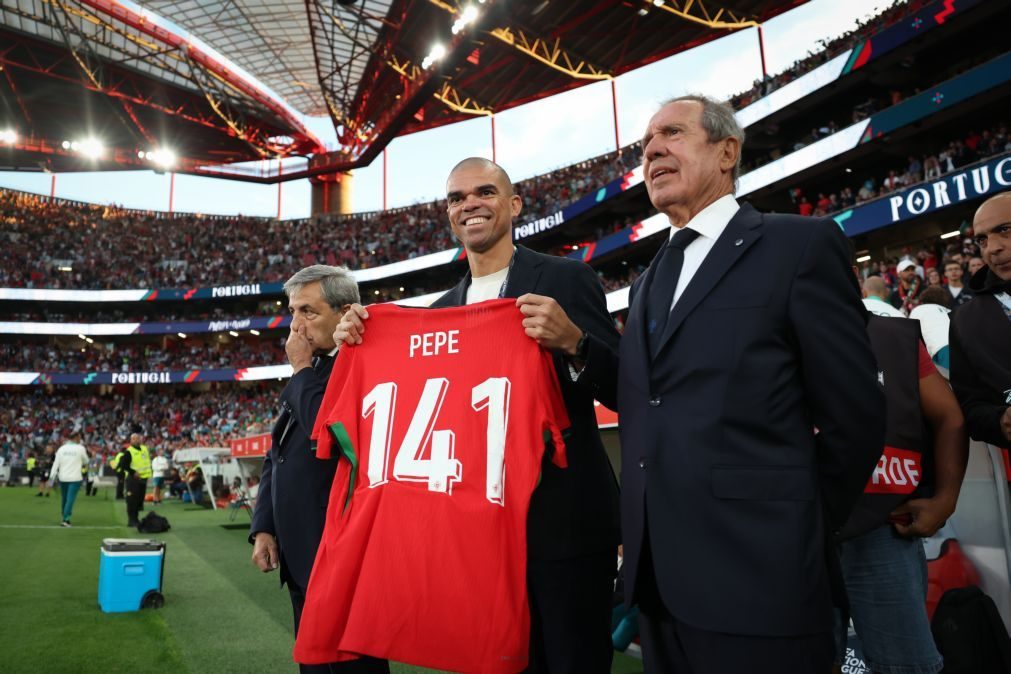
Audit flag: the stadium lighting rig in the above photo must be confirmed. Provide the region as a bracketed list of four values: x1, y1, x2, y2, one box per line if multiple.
[451, 5, 480, 34]
[429, 1, 488, 66]
[138, 148, 177, 170]
[422, 43, 448, 69]
[61, 137, 105, 160]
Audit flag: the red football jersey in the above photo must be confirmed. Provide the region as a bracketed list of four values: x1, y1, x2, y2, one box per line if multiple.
[293, 299, 570, 673]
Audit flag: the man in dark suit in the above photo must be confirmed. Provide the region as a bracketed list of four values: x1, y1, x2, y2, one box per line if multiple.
[250, 264, 388, 674]
[336, 157, 621, 673]
[578, 95, 886, 672]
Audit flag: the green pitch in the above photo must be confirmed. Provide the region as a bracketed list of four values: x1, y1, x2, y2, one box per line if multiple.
[0, 486, 643, 673]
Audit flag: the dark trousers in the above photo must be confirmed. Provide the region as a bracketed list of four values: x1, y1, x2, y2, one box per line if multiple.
[288, 581, 390, 674]
[635, 535, 833, 674]
[125, 476, 147, 525]
[524, 551, 616, 674]
[115, 474, 125, 499]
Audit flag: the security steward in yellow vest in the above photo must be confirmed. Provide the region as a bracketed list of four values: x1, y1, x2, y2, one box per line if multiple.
[110, 448, 127, 500]
[26, 455, 37, 487]
[120, 433, 153, 527]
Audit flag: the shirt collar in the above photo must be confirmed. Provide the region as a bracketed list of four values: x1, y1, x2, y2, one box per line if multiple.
[669, 193, 740, 242]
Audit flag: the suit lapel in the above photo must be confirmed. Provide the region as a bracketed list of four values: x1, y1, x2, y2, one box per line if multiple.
[626, 238, 669, 366]
[438, 274, 470, 308]
[503, 246, 544, 298]
[653, 204, 763, 357]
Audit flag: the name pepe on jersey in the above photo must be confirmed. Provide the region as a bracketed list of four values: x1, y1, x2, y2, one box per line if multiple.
[408, 330, 460, 358]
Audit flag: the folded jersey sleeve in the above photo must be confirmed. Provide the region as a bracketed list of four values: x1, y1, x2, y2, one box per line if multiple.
[540, 347, 570, 469]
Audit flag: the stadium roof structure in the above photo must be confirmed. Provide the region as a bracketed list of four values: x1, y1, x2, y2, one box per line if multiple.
[0, 0, 808, 182]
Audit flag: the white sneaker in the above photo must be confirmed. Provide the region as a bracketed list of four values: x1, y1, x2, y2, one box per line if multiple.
[60, 521, 71, 527]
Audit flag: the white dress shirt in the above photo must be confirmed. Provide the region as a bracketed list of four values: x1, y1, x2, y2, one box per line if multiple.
[667, 194, 740, 310]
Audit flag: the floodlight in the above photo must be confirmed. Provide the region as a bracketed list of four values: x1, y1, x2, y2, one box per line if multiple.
[62, 140, 71, 150]
[452, 5, 480, 34]
[653, 0, 664, 6]
[178, 332, 187, 339]
[422, 43, 447, 69]
[250, 329, 260, 336]
[229, 330, 239, 337]
[78, 334, 87, 340]
[147, 148, 177, 169]
[0, 129, 16, 144]
[78, 137, 104, 159]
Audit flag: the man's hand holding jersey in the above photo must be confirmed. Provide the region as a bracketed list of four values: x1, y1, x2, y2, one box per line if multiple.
[334, 303, 370, 346]
[515, 294, 583, 356]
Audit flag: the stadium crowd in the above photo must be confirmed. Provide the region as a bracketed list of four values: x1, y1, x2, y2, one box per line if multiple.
[792, 121, 1010, 218]
[0, 144, 640, 291]
[5, 301, 286, 324]
[0, 386, 279, 461]
[727, 0, 932, 109]
[0, 338, 285, 372]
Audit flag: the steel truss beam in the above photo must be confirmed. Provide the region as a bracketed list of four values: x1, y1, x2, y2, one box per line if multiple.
[45, 0, 153, 145]
[425, 0, 611, 81]
[647, 0, 758, 29]
[385, 53, 491, 117]
[1, 0, 319, 162]
[307, 0, 494, 160]
[0, 35, 234, 135]
[487, 26, 610, 80]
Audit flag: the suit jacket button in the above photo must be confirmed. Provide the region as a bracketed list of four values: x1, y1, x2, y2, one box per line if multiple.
[649, 396, 661, 407]
[278, 456, 285, 464]
[639, 458, 647, 469]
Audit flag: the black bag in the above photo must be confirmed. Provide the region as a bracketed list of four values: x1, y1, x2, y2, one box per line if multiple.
[137, 511, 171, 533]
[931, 585, 1011, 674]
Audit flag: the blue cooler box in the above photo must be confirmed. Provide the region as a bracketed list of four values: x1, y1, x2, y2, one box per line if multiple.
[98, 538, 166, 613]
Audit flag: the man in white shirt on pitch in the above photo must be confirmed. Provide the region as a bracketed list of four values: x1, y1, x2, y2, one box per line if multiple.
[151, 448, 169, 505]
[49, 429, 90, 527]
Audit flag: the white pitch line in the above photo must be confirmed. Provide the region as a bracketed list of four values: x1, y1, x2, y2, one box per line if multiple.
[0, 524, 122, 530]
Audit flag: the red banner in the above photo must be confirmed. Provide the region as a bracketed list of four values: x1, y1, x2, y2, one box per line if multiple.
[230, 433, 271, 458]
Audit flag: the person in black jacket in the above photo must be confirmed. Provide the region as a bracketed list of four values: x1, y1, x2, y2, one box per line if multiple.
[249, 264, 388, 674]
[950, 191, 1011, 448]
[336, 157, 622, 673]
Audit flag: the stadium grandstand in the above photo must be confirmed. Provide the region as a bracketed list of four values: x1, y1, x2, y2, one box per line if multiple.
[2, 0, 1010, 672]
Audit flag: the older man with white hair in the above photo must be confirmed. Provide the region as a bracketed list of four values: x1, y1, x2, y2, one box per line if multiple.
[249, 265, 388, 674]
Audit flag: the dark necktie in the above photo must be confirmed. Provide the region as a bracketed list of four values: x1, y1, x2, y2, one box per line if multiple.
[646, 227, 700, 356]
[311, 354, 332, 373]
